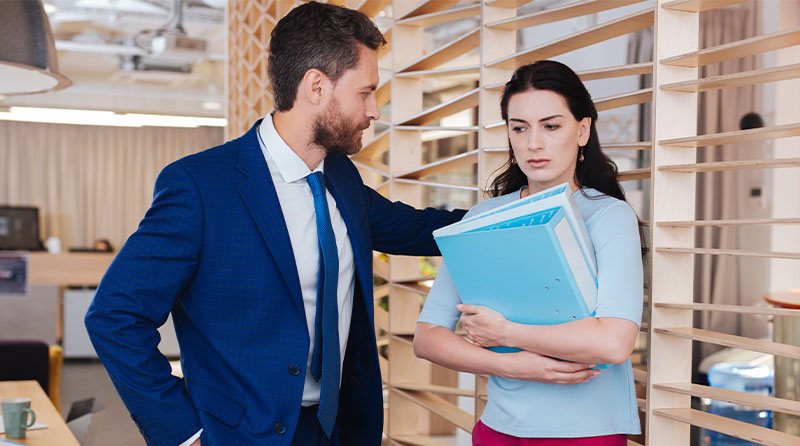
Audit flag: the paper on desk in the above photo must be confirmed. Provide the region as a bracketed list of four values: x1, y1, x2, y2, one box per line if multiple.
[0, 415, 48, 433]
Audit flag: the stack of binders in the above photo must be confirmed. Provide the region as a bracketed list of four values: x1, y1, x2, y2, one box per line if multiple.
[433, 183, 598, 353]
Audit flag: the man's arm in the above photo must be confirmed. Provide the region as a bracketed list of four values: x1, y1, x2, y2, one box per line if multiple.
[85, 162, 204, 446]
[363, 185, 466, 256]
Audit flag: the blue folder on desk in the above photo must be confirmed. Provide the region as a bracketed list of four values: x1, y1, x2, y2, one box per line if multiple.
[434, 185, 598, 355]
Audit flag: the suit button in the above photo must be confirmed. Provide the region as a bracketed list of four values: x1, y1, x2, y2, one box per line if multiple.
[289, 364, 301, 376]
[275, 422, 287, 434]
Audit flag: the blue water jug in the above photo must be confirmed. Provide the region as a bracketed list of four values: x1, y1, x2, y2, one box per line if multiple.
[707, 362, 773, 446]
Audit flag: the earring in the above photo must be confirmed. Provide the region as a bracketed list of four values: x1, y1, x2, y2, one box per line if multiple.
[579, 146, 585, 162]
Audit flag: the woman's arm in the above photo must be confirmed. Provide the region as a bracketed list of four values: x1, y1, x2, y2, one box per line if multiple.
[414, 322, 601, 384]
[457, 305, 638, 365]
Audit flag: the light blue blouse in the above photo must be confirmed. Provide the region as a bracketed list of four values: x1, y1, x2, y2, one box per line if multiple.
[418, 187, 643, 437]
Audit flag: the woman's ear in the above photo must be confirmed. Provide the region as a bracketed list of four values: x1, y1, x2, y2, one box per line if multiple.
[578, 117, 591, 146]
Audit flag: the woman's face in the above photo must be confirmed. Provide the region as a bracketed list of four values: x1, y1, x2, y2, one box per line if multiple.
[507, 89, 591, 195]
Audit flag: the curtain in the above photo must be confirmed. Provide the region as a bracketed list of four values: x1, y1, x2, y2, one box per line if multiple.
[0, 121, 224, 251]
[694, 2, 763, 359]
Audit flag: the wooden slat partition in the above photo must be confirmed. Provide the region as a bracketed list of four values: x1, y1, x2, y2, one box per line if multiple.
[396, 3, 480, 26]
[653, 408, 799, 446]
[661, 63, 800, 92]
[485, 0, 643, 30]
[396, 150, 479, 179]
[399, 88, 479, 126]
[594, 88, 653, 112]
[661, 26, 800, 67]
[655, 327, 800, 360]
[660, 0, 750, 13]
[653, 383, 800, 416]
[398, 28, 480, 73]
[657, 217, 800, 227]
[659, 122, 800, 147]
[658, 157, 800, 173]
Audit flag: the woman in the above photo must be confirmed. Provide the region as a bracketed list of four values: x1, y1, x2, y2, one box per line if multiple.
[414, 60, 643, 445]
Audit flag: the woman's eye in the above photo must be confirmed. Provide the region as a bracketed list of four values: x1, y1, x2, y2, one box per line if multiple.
[511, 126, 526, 132]
[545, 124, 560, 131]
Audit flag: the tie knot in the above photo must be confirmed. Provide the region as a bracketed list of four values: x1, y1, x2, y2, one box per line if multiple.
[306, 171, 326, 197]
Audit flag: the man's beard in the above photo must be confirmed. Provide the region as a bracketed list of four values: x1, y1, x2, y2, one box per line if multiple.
[312, 99, 370, 156]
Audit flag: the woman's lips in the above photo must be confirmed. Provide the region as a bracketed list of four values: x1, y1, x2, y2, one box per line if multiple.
[527, 159, 550, 168]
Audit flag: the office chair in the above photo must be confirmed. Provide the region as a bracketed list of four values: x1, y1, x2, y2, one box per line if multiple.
[0, 340, 63, 411]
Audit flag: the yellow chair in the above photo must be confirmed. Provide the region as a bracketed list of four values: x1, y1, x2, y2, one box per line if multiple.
[48, 344, 63, 412]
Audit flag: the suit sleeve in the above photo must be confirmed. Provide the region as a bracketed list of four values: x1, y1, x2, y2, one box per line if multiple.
[85, 162, 203, 446]
[363, 185, 467, 256]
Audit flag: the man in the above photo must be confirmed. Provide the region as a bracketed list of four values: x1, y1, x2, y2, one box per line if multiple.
[85, 3, 466, 446]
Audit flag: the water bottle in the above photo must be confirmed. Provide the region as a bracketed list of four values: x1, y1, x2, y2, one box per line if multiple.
[707, 362, 773, 446]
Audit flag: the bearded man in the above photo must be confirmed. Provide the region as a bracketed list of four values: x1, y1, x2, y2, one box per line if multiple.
[85, 3, 466, 446]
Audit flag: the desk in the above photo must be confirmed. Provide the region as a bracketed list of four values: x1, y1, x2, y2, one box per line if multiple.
[0, 381, 78, 446]
[27, 253, 114, 287]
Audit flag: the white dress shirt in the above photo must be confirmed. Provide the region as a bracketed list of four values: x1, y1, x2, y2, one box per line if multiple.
[179, 113, 356, 446]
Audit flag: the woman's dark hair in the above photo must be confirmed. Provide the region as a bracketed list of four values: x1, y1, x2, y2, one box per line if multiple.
[268, 2, 386, 111]
[489, 60, 625, 202]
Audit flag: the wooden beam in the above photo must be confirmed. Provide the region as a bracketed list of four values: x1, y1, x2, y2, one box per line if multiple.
[399, 28, 480, 73]
[395, 65, 480, 78]
[397, 4, 480, 27]
[577, 62, 653, 82]
[655, 302, 800, 318]
[397, 0, 461, 21]
[486, 0, 535, 7]
[486, 0, 644, 30]
[618, 168, 651, 182]
[661, 0, 749, 13]
[661, 63, 800, 93]
[658, 157, 800, 173]
[595, 88, 653, 112]
[486, 8, 654, 69]
[376, 79, 391, 108]
[357, 0, 391, 18]
[399, 88, 479, 126]
[659, 122, 800, 148]
[604, 142, 653, 151]
[654, 382, 800, 416]
[391, 388, 474, 432]
[657, 247, 800, 261]
[657, 217, 800, 227]
[377, 28, 391, 60]
[653, 408, 799, 446]
[354, 128, 391, 161]
[661, 26, 800, 67]
[393, 382, 474, 397]
[654, 327, 800, 360]
[396, 150, 479, 179]
[393, 178, 479, 191]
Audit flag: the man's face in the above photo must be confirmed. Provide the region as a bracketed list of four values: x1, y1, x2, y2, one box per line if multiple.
[312, 45, 380, 156]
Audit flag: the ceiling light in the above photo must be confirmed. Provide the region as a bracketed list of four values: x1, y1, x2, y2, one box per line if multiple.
[201, 101, 223, 111]
[0, 107, 227, 128]
[0, 1, 71, 95]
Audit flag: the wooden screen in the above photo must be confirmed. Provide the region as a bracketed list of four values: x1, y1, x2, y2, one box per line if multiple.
[226, 1, 800, 444]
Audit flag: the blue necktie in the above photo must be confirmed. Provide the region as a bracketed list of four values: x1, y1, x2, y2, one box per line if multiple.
[305, 172, 340, 438]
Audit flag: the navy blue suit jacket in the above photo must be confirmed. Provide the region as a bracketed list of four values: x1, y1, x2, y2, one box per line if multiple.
[85, 121, 466, 446]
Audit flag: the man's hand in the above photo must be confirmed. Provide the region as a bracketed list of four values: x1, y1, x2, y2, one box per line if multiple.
[190, 440, 201, 446]
[501, 350, 600, 385]
[457, 304, 509, 348]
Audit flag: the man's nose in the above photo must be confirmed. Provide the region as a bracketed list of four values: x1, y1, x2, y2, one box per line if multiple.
[366, 95, 380, 121]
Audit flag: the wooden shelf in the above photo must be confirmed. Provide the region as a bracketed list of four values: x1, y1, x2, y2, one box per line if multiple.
[395, 125, 479, 132]
[397, 3, 480, 27]
[595, 88, 652, 112]
[661, 26, 800, 68]
[377, 80, 391, 108]
[654, 327, 800, 360]
[486, 0, 535, 7]
[661, 63, 800, 93]
[356, 0, 391, 18]
[397, 0, 462, 21]
[654, 302, 800, 318]
[354, 128, 390, 161]
[396, 150, 479, 180]
[352, 159, 390, 176]
[653, 383, 800, 417]
[657, 217, 800, 227]
[391, 388, 474, 432]
[392, 282, 431, 296]
[633, 367, 647, 386]
[399, 88, 479, 126]
[661, 0, 750, 13]
[604, 142, 652, 151]
[374, 283, 389, 300]
[486, 0, 644, 30]
[373, 256, 389, 280]
[577, 62, 653, 82]
[394, 178, 479, 191]
[375, 305, 389, 332]
[399, 28, 479, 73]
[393, 382, 474, 397]
[658, 157, 800, 173]
[653, 408, 798, 446]
[659, 122, 800, 148]
[395, 65, 479, 78]
[618, 168, 651, 182]
[483, 121, 506, 130]
[656, 247, 800, 260]
[486, 8, 654, 70]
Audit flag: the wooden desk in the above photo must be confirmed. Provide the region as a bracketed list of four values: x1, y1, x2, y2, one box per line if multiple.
[0, 381, 78, 446]
[27, 252, 114, 287]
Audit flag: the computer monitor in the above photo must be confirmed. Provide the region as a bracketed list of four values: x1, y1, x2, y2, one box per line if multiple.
[0, 206, 41, 251]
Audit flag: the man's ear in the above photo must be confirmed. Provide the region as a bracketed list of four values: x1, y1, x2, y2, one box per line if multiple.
[578, 117, 591, 146]
[300, 68, 327, 106]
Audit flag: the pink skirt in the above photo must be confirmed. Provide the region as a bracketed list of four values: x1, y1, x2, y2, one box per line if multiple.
[472, 420, 628, 446]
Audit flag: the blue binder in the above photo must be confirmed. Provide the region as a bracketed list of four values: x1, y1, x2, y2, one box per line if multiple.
[435, 205, 598, 355]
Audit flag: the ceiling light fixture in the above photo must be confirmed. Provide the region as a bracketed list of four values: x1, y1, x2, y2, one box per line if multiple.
[0, 106, 227, 128]
[0, 0, 71, 95]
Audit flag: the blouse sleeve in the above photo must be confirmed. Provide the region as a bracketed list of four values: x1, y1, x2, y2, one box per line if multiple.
[589, 200, 644, 326]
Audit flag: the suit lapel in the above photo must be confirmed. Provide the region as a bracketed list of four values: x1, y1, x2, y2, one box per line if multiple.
[235, 121, 304, 314]
[324, 157, 374, 322]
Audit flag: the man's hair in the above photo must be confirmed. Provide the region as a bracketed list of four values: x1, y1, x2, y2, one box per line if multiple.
[268, 2, 385, 111]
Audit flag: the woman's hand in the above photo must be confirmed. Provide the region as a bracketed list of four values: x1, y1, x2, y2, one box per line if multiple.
[504, 350, 601, 384]
[457, 304, 509, 348]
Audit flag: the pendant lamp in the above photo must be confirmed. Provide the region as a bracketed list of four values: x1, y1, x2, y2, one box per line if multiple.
[0, 0, 71, 95]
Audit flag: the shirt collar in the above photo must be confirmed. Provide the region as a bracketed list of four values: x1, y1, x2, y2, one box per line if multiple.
[258, 111, 323, 183]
